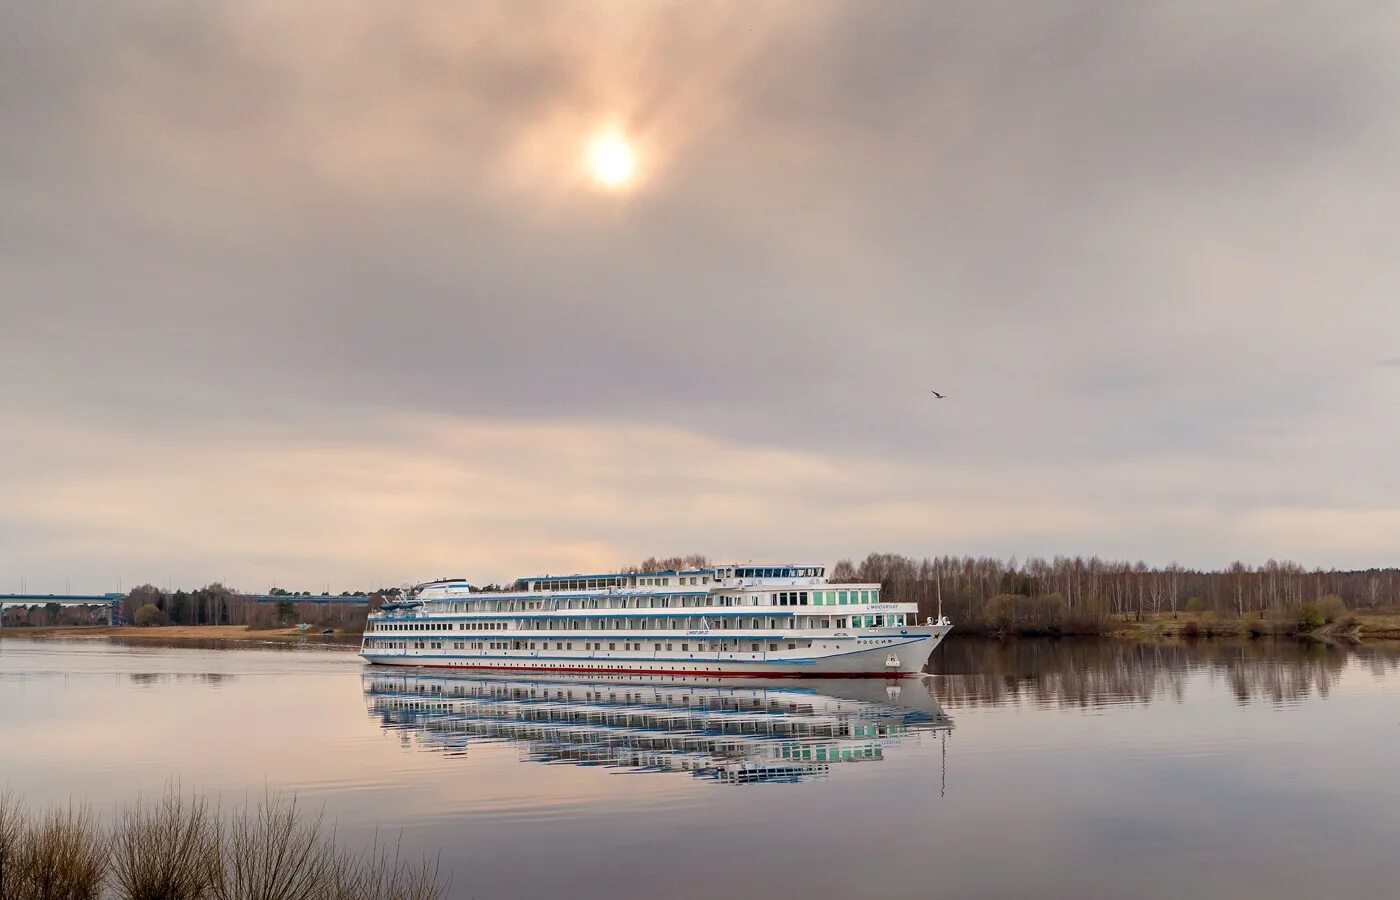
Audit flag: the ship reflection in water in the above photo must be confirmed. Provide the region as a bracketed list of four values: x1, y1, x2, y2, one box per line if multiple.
[362, 672, 952, 784]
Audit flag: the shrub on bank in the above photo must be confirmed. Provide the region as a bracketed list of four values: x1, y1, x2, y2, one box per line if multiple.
[1297, 602, 1325, 632]
[131, 605, 167, 628]
[0, 794, 107, 900]
[19, 805, 107, 900]
[244, 605, 281, 630]
[1, 791, 25, 897]
[110, 789, 217, 900]
[1318, 594, 1348, 624]
[0, 788, 444, 900]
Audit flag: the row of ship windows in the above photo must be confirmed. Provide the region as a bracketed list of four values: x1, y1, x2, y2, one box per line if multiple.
[812, 590, 878, 605]
[532, 577, 630, 591]
[373, 622, 505, 632]
[426, 591, 880, 613]
[365, 639, 810, 652]
[526, 568, 824, 593]
[774, 590, 881, 606]
[528, 575, 708, 592]
[372, 641, 509, 650]
[371, 614, 909, 633]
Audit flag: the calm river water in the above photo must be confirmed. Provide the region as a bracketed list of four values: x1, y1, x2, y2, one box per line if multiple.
[2, 636, 1398, 899]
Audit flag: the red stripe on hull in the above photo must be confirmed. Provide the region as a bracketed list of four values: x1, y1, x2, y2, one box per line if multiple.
[363, 659, 917, 679]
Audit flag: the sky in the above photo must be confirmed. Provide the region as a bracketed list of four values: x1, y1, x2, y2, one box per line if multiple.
[3, 1, 1398, 593]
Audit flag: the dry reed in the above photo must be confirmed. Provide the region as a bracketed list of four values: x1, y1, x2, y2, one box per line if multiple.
[0, 789, 445, 900]
[1, 790, 24, 899]
[8, 803, 108, 900]
[109, 789, 218, 900]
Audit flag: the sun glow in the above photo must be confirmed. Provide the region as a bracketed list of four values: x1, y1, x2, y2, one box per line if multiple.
[585, 131, 637, 189]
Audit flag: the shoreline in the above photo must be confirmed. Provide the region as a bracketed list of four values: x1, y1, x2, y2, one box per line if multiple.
[0, 624, 363, 647]
[4, 614, 1398, 648]
[1103, 611, 1400, 642]
[915, 609, 1400, 642]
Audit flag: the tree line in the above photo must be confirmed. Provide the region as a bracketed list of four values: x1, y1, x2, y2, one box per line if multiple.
[829, 552, 1399, 632]
[117, 584, 381, 629]
[0, 602, 107, 628]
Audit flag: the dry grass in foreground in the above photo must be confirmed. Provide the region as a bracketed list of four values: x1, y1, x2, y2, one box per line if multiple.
[0, 788, 444, 900]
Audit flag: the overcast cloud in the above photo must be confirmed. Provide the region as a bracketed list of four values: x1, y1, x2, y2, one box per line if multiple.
[3, 1, 1398, 591]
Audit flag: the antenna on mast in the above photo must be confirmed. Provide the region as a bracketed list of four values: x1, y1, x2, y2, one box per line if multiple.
[936, 565, 943, 623]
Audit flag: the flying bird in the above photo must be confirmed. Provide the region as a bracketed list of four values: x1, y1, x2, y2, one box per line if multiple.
[930, 390, 946, 399]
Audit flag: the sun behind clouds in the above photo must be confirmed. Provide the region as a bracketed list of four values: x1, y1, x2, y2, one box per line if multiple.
[584, 129, 637, 190]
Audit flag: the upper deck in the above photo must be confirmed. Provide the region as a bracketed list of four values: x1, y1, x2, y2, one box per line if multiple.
[521, 565, 827, 593]
[378, 564, 900, 619]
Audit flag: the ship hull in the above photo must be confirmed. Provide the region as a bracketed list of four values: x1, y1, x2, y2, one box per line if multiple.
[361, 626, 949, 678]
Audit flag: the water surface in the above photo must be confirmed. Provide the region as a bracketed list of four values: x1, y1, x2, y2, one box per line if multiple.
[2, 636, 1397, 899]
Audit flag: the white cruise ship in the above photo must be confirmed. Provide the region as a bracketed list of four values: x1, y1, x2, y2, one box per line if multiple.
[360, 564, 951, 677]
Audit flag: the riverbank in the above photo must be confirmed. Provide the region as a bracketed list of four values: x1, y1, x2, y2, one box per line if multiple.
[0, 623, 362, 646]
[5, 614, 1399, 648]
[1105, 610, 1400, 641]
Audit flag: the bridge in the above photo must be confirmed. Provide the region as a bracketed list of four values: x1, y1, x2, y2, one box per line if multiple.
[0, 593, 125, 626]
